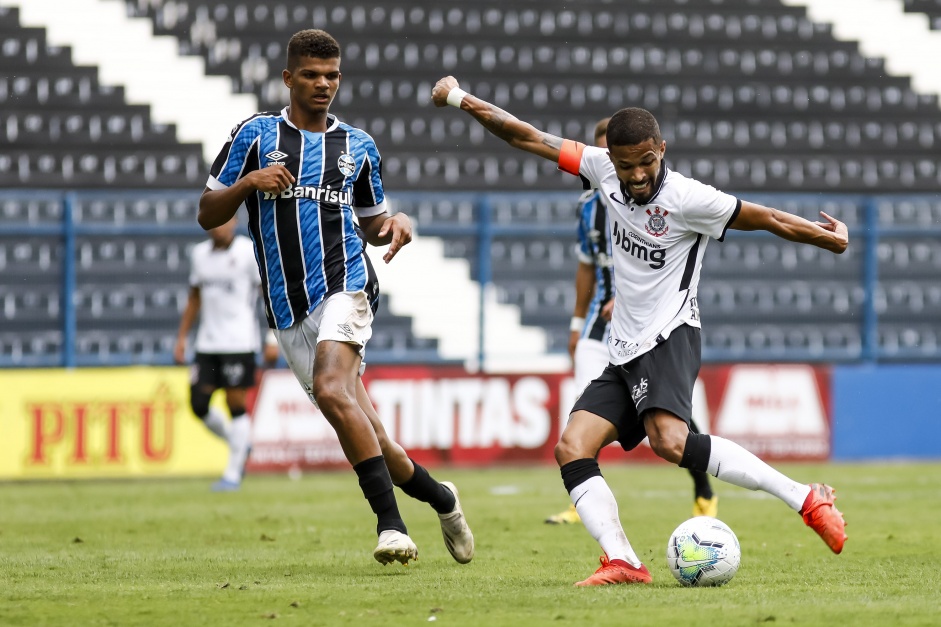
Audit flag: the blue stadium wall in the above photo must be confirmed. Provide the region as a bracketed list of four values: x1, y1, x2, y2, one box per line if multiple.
[832, 365, 941, 460]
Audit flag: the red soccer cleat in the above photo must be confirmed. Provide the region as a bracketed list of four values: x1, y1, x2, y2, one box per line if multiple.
[574, 556, 652, 587]
[800, 483, 847, 554]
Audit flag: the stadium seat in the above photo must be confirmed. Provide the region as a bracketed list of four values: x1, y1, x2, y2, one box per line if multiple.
[4, 0, 941, 364]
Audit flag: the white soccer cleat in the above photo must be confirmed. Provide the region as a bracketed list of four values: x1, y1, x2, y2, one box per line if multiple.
[438, 481, 475, 564]
[373, 530, 418, 566]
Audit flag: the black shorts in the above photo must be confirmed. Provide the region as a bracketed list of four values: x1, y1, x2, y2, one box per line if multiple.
[571, 324, 701, 451]
[191, 352, 257, 390]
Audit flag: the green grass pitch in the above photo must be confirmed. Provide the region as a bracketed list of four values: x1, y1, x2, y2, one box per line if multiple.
[1, 462, 939, 626]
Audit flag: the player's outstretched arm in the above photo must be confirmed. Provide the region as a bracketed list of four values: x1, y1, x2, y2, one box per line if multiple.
[359, 211, 413, 264]
[432, 76, 565, 163]
[198, 166, 295, 230]
[730, 201, 848, 254]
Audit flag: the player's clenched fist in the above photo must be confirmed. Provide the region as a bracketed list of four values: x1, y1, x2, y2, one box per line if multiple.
[432, 76, 460, 107]
[246, 164, 295, 195]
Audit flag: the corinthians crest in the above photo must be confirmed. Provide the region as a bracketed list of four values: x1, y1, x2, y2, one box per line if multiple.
[645, 206, 669, 237]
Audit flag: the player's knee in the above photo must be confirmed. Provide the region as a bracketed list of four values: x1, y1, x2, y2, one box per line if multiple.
[190, 387, 212, 419]
[647, 429, 686, 463]
[311, 380, 355, 420]
[554, 434, 583, 466]
[311, 382, 339, 411]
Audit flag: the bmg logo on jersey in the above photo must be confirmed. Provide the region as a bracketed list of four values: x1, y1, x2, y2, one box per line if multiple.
[612, 221, 667, 269]
[262, 185, 352, 205]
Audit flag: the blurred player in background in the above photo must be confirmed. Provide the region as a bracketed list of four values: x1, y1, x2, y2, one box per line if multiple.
[174, 215, 259, 492]
[545, 118, 717, 525]
[434, 76, 847, 586]
[197, 30, 473, 567]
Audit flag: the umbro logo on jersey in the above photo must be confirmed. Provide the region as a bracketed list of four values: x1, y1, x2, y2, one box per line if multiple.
[612, 220, 667, 270]
[265, 150, 288, 166]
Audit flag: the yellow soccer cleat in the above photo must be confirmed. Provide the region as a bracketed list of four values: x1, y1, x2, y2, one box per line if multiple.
[693, 495, 719, 518]
[545, 503, 581, 525]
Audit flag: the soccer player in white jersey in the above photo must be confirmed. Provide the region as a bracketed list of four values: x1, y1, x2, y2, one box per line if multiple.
[433, 76, 847, 586]
[546, 119, 718, 525]
[197, 30, 473, 567]
[174, 216, 259, 492]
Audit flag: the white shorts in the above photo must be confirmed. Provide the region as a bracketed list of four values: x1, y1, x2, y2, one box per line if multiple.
[574, 337, 610, 397]
[273, 291, 373, 404]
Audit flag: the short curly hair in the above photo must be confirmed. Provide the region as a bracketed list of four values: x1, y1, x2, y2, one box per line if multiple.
[287, 29, 341, 69]
[606, 108, 661, 148]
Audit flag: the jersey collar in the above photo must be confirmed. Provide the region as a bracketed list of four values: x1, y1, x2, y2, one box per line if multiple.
[279, 107, 340, 132]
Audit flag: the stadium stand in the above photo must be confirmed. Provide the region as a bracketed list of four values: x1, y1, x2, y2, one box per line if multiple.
[123, 0, 941, 193]
[1, 0, 940, 365]
[905, 0, 941, 29]
[0, 6, 205, 188]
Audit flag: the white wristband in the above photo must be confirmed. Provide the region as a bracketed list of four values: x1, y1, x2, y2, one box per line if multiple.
[446, 87, 468, 108]
[570, 316, 585, 332]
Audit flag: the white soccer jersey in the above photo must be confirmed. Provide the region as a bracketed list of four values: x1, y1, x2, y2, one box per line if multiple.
[189, 234, 263, 354]
[569, 146, 740, 365]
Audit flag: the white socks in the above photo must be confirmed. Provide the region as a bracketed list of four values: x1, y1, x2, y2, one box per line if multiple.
[202, 406, 230, 440]
[569, 476, 642, 567]
[706, 436, 811, 511]
[222, 414, 252, 484]
[202, 406, 252, 484]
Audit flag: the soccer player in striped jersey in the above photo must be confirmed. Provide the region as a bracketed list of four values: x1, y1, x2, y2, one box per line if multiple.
[198, 30, 474, 568]
[546, 118, 717, 525]
[434, 76, 847, 586]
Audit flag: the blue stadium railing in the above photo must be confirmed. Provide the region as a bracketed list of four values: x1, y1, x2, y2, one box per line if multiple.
[1, 190, 939, 367]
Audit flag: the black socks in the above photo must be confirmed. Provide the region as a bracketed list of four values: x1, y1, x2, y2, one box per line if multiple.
[679, 431, 712, 474]
[560, 458, 603, 494]
[353, 455, 407, 535]
[398, 460, 456, 515]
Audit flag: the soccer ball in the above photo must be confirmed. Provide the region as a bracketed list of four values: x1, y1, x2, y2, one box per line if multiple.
[666, 516, 741, 587]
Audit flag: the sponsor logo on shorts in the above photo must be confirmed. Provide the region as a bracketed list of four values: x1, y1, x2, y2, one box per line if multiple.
[223, 362, 245, 387]
[337, 323, 354, 340]
[631, 377, 648, 403]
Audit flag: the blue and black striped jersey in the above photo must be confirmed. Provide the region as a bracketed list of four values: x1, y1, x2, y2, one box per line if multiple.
[207, 108, 385, 330]
[576, 189, 615, 342]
